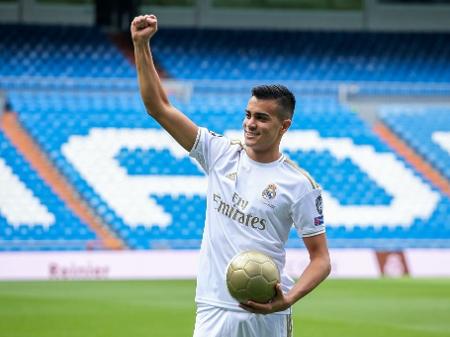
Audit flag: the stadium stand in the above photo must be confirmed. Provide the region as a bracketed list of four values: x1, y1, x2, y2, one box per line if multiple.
[0, 24, 134, 78]
[1, 25, 450, 84]
[150, 29, 450, 82]
[0, 130, 99, 251]
[379, 106, 450, 181]
[0, 24, 449, 250]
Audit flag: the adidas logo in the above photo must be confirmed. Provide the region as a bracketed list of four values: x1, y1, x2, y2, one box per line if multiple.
[226, 172, 237, 181]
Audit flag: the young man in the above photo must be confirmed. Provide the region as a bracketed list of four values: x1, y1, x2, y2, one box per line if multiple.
[131, 14, 331, 337]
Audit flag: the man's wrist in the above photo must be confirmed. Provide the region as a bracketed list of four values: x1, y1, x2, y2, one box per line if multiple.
[285, 291, 300, 307]
[133, 39, 150, 48]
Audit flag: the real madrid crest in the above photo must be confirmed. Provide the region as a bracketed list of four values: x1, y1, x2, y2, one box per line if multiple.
[262, 183, 277, 200]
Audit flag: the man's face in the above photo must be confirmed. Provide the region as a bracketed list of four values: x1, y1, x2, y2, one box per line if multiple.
[242, 96, 290, 154]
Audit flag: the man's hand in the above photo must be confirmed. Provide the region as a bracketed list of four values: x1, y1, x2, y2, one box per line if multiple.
[131, 14, 158, 45]
[239, 283, 292, 315]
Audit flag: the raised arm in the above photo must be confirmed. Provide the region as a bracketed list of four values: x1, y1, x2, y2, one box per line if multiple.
[131, 14, 198, 151]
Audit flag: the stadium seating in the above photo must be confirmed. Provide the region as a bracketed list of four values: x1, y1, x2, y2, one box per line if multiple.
[151, 29, 450, 82]
[0, 130, 99, 251]
[0, 24, 134, 78]
[379, 106, 450, 181]
[5, 90, 448, 250]
[1, 24, 449, 250]
[1, 24, 450, 84]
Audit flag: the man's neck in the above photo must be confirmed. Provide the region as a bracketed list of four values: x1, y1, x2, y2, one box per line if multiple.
[245, 147, 282, 163]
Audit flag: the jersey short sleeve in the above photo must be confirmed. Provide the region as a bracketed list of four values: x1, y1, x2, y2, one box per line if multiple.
[189, 127, 230, 174]
[291, 189, 325, 238]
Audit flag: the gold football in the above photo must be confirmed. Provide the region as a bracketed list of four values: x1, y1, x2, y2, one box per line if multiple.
[226, 250, 280, 304]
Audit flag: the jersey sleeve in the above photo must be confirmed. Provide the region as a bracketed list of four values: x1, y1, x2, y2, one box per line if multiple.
[291, 189, 325, 238]
[189, 127, 231, 174]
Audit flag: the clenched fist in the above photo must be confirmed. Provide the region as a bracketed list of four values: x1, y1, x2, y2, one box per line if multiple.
[131, 14, 158, 45]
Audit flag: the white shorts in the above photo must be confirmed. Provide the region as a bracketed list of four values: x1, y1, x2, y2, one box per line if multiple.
[193, 304, 293, 337]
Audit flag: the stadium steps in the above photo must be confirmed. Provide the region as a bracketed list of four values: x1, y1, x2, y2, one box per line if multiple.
[0, 112, 125, 250]
[109, 31, 170, 78]
[109, 32, 135, 65]
[373, 122, 450, 197]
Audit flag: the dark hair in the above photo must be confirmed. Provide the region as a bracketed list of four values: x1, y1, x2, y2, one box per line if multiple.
[251, 84, 296, 120]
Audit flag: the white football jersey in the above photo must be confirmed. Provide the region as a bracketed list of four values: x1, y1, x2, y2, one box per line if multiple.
[190, 127, 325, 314]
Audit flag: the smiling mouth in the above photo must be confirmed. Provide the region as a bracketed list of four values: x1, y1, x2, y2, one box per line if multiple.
[245, 131, 259, 137]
